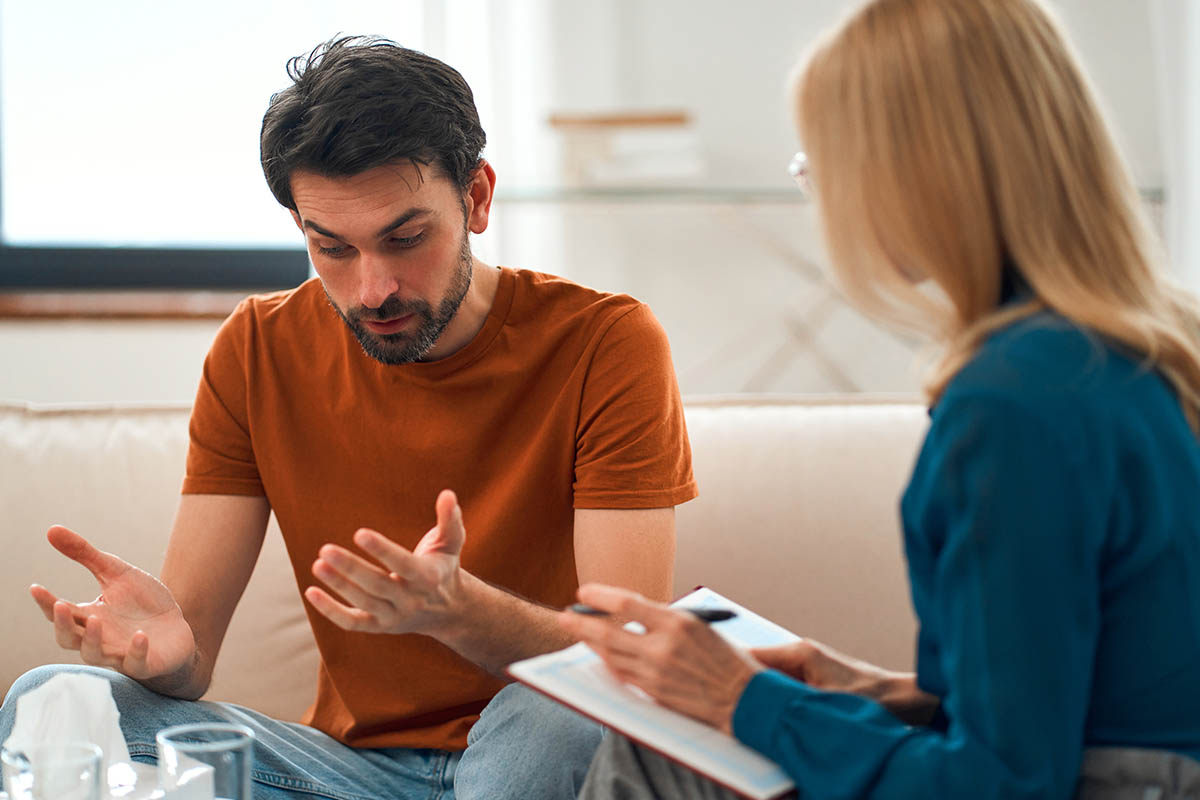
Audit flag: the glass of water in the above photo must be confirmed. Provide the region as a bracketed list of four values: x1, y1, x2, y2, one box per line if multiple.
[1, 742, 103, 800]
[155, 724, 254, 800]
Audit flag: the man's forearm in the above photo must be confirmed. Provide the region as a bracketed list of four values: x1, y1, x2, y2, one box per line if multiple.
[434, 571, 575, 677]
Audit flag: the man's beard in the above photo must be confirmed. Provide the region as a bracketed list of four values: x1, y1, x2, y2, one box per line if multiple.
[327, 234, 474, 366]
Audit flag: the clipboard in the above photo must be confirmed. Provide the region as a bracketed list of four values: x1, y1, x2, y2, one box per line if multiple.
[508, 587, 800, 800]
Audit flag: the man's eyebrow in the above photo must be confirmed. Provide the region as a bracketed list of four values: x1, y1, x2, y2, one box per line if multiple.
[375, 209, 432, 238]
[302, 219, 344, 240]
[301, 209, 433, 242]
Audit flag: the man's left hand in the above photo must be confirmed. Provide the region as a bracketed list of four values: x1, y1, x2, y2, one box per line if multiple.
[306, 489, 467, 636]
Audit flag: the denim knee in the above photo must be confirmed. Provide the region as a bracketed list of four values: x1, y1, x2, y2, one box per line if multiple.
[1, 664, 118, 737]
[1, 664, 184, 758]
[456, 683, 603, 800]
[5, 663, 112, 697]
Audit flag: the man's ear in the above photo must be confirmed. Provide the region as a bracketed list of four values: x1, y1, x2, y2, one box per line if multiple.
[290, 209, 304, 232]
[464, 160, 496, 235]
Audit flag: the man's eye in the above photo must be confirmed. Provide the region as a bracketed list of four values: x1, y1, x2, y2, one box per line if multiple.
[318, 244, 349, 258]
[391, 232, 425, 249]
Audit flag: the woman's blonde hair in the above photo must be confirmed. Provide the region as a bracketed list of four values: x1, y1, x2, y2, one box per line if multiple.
[793, 0, 1200, 431]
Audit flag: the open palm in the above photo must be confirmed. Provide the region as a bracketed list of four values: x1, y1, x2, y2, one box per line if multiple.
[306, 489, 467, 635]
[30, 526, 195, 680]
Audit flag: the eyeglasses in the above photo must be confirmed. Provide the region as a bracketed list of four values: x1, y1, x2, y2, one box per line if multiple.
[787, 151, 811, 201]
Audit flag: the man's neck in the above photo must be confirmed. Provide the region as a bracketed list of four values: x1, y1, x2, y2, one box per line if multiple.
[421, 260, 501, 361]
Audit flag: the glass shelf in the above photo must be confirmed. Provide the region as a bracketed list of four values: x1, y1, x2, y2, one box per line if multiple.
[494, 185, 1166, 205]
[493, 186, 808, 204]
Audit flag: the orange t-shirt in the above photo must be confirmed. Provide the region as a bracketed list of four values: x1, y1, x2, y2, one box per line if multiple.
[183, 267, 697, 751]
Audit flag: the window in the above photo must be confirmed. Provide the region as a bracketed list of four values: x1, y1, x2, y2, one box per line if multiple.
[0, 0, 429, 288]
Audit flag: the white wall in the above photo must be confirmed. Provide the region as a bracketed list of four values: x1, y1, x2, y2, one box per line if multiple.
[1052, 0, 1164, 189]
[0, 0, 1174, 405]
[1152, 0, 1200, 288]
[544, 0, 1164, 190]
[0, 200, 924, 405]
[0, 320, 220, 405]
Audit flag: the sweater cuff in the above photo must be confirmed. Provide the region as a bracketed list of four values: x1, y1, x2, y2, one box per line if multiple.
[732, 669, 816, 754]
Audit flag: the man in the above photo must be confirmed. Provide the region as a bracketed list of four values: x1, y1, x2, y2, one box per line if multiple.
[0, 36, 696, 800]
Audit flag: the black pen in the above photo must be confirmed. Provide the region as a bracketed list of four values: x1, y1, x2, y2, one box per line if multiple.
[567, 603, 737, 623]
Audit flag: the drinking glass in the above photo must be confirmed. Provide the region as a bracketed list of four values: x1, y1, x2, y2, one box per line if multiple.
[1, 742, 103, 800]
[155, 724, 254, 800]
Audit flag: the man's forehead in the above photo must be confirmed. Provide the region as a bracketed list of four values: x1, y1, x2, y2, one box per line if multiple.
[290, 161, 453, 220]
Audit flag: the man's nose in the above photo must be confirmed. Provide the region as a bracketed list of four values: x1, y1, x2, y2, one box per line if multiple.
[357, 251, 401, 310]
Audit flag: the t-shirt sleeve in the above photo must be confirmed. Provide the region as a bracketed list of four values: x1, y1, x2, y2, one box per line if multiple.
[181, 301, 266, 497]
[572, 303, 697, 509]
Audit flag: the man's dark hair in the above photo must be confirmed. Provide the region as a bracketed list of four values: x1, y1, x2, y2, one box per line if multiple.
[260, 35, 486, 211]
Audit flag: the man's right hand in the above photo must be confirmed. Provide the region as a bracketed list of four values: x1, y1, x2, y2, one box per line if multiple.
[30, 525, 197, 682]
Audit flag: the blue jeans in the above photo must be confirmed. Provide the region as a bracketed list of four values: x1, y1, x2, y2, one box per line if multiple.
[1, 665, 602, 800]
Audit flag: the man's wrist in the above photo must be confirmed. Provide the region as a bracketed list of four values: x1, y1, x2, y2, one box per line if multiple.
[140, 645, 206, 699]
[429, 569, 491, 650]
[418, 569, 573, 677]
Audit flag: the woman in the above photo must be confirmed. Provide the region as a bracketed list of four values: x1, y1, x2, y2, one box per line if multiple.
[560, 0, 1200, 797]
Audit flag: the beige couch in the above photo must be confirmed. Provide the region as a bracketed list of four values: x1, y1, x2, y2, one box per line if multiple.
[0, 396, 928, 722]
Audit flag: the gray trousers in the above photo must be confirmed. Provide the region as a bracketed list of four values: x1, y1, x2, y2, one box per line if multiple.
[1078, 748, 1200, 800]
[578, 734, 1200, 800]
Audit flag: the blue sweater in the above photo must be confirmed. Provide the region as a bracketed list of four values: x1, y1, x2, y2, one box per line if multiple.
[733, 312, 1200, 799]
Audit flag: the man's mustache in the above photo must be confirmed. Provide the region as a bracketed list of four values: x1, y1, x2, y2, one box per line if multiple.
[349, 296, 432, 323]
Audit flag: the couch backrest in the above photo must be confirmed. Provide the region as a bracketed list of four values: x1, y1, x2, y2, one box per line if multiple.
[0, 397, 927, 722]
[677, 397, 927, 671]
[0, 403, 316, 721]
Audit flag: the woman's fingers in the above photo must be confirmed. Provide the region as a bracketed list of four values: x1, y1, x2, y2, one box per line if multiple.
[749, 640, 819, 674]
[576, 583, 681, 630]
[560, 606, 657, 658]
[591, 642, 665, 686]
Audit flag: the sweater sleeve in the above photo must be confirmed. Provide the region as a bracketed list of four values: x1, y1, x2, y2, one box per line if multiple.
[732, 392, 1104, 799]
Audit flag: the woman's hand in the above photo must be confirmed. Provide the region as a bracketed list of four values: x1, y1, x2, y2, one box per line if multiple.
[752, 639, 940, 725]
[558, 583, 763, 734]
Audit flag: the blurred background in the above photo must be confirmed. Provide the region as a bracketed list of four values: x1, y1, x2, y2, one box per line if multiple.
[0, 0, 1194, 404]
